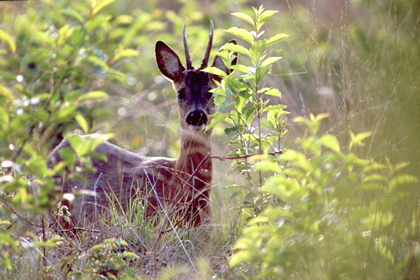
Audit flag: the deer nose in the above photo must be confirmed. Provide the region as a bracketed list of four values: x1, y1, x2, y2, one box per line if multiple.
[186, 110, 208, 127]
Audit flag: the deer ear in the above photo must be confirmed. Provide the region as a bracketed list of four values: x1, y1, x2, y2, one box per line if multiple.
[155, 41, 185, 82]
[211, 39, 238, 77]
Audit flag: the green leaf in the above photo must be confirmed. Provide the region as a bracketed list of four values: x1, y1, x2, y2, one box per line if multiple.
[248, 215, 269, 225]
[34, 237, 63, 248]
[231, 12, 255, 27]
[211, 87, 226, 97]
[0, 230, 18, 248]
[266, 33, 289, 46]
[261, 118, 275, 130]
[281, 150, 307, 163]
[262, 176, 298, 200]
[256, 10, 278, 31]
[250, 40, 266, 66]
[393, 161, 410, 172]
[345, 152, 370, 169]
[230, 64, 252, 75]
[263, 104, 287, 112]
[34, 111, 49, 123]
[33, 30, 55, 46]
[91, 244, 106, 252]
[0, 29, 16, 53]
[319, 134, 341, 153]
[122, 252, 140, 260]
[242, 103, 259, 124]
[61, 8, 84, 24]
[206, 113, 229, 131]
[310, 112, 330, 122]
[349, 131, 372, 149]
[75, 114, 89, 133]
[202, 66, 227, 78]
[389, 174, 418, 190]
[254, 65, 269, 85]
[260, 88, 282, 98]
[91, 0, 116, 17]
[254, 160, 282, 173]
[0, 84, 11, 99]
[261, 56, 282, 67]
[84, 55, 108, 70]
[56, 104, 77, 122]
[57, 25, 75, 45]
[221, 43, 250, 57]
[71, 29, 84, 47]
[78, 91, 108, 102]
[64, 91, 82, 102]
[229, 251, 253, 267]
[363, 174, 388, 183]
[1, 251, 13, 270]
[363, 162, 386, 172]
[235, 95, 247, 113]
[225, 27, 254, 45]
[67, 134, 108, 157]
[113, 48, 139, 62]
[85, 15, 112, 31]
[293, 113, 329, 135]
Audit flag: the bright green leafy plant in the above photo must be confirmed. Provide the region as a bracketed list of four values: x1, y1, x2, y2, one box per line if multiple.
[202, 6, 419, 279]
[58, 238, 139, 279]
[208, 6, 289, 158]
[205, 6, 289, 220]
[229, 113, 419, 279]
[0, 0, 144, 271]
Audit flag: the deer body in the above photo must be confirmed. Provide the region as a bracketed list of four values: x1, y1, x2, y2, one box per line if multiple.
[48, 23, 236, 232]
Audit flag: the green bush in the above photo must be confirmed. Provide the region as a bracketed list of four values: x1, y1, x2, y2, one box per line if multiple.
[206, 6, 289, 221]
[229, 113, 419, 279]
[0, 0, 148, 271]
[208, 6, 419, 279]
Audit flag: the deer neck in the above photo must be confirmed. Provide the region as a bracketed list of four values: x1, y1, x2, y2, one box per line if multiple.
[175, 127, 213, 186]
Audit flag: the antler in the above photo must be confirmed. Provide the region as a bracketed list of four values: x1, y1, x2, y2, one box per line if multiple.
[183, 20, 214, 70]
[200, 20, 214, 69]
[182, 24, 193, 70]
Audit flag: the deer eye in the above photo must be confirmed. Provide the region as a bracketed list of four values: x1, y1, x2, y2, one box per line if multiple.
[177, 90, 186, 100]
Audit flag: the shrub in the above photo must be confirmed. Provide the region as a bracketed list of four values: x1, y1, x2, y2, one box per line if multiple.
[229, 113, 419, 279]
[210, 6, 419, 279]
[0, 0, 144, 271]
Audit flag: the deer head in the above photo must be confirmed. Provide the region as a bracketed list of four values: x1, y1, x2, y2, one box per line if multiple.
[155, 21, 237, 132]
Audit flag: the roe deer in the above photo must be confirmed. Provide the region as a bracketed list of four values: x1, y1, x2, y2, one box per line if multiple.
[47, 22, 237, 234]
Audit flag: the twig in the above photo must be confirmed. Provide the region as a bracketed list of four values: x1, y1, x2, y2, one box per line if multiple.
[210, 150, 283, 161]
[157, 150, 284, 233]
[59, 227, 101, 233]
[181, 150, 284, 187]
[2, 201, 43, 228]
